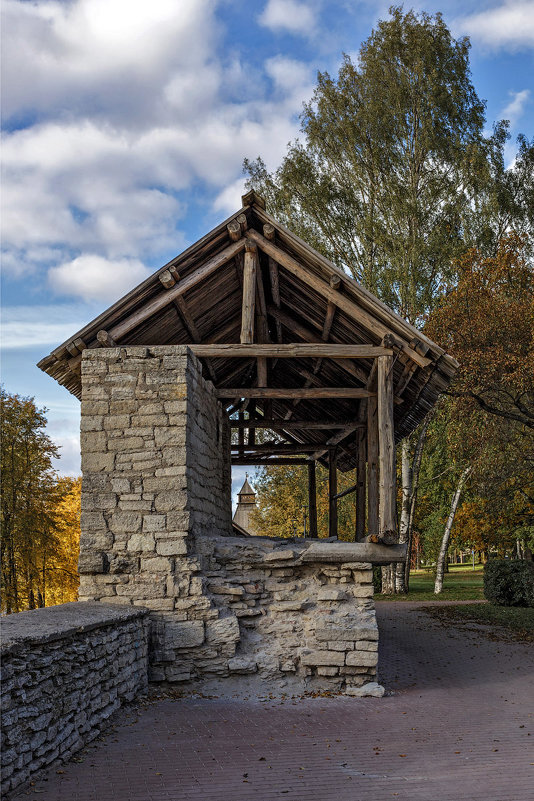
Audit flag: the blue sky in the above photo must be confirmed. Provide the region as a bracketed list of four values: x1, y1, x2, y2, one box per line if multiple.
[1, 0, 533, 503]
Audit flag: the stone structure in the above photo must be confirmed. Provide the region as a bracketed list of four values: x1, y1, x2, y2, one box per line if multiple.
[77, 345, 403, 692]
[0, 603, 149, 797]
[232, 475, 258, 535]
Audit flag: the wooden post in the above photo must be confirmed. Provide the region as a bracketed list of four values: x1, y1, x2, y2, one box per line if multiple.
[328, 447, 338, 540]
[248, 402, 256, 447]
[238, 411, 245, 449]
[240, 241, 257, 344]
[356, 429, 367, 542]
[308, 461, 318, 539]
[367, 393, 379, 538]
[377, 352, 397, 543]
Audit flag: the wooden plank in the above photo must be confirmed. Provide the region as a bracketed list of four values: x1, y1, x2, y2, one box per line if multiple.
[367, 393, 379, 538]
[356, 429, 367, 542]
[232, 444, 323, 454]
[248, 229, 432, 368]
[230, 418, 364, 429]
[377, 353, 397, 543]
[308, 461, 318, 539]
[216, 388, 376, 399]
[106, 238, 246, 342]
[328, 447, 338, 540]
[300, 541, 407, 564]
[190, 344, 393, 359]
[231, 457, 310, 465]
[240, 241, 257, 344]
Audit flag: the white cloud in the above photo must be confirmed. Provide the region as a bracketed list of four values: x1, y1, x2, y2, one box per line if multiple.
[1, 0, 314, 291]
[0, 304, 96, 348]
[259, 0, 317, 36]
[455, 1, 534, 48]
[501, 89, 531, 125]
[213, 178, 248, 215]
[48, 255, 151, 302]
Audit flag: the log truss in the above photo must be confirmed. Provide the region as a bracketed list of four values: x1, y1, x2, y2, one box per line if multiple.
[38, 190, 458, 545]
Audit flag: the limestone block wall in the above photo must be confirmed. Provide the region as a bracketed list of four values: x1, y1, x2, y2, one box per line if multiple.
[77, 344, 391, 694]
[0, 603, 149, 797]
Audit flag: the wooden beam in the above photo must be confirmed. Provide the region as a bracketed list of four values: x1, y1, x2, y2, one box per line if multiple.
[227, 220, 242, 242]
[264, 223, 283, 343]
[232, 443, 324, 454]
[356, 429, 367, 542]
[232, 457, 310, 466]
[189, 343, 393, 359]
[308, 461, 318, 539]
[105, 238, 246, 342]
[230, 418, 364, 429]
[328, 447, 338, 539]
[247, 402, 256, 447]
[238, 411, 245, 448]
[375, 352, 397, 545]
[216, 388, 376, 399]
[367, 393, 379, 538]
[311, 423, 361, 461]
[97, 330, 117, 347]
[248, 229, 432, 368]
[240, 241, 257, 344]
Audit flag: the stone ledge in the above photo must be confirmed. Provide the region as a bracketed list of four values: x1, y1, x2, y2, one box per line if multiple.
[0, 602, 149, 655]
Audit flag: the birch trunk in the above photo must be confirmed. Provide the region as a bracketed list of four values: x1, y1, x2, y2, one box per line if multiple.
[395, 438, 412, 593]
[434, 466, 472, 594]
[404, 416, 431, 590]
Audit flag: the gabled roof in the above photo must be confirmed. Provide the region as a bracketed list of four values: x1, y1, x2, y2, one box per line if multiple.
[38, 190, 458, 471]
[238, 478, 256, 498]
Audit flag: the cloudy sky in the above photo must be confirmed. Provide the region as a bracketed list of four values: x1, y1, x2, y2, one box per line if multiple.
[1, 0, 533, 500]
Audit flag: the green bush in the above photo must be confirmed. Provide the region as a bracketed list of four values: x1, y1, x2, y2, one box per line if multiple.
[483, 560, 534, 607]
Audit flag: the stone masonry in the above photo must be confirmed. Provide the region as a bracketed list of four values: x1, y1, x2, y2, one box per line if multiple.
[78, 345, 382, 693]
[0, 602, 149, 797]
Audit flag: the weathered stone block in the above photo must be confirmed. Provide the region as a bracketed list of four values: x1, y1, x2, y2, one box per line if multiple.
[345, 682, 384, 697]
[142, 514, 166, 533]
[345, 650, 378, 667]
[156, 537, 188, 556]
[82, 453, 115, 473]
[127, 533, 155, 553]
[78, 552, 106, 575]
[300, 650, 345, 667]
[165, 621, 205, 649]
[317, 587, 349, 602]
[228, 657, 257, 674]
[205, 616, 240, 645]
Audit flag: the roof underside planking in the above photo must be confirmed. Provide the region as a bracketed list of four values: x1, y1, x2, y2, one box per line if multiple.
[38, 190, 458, 472]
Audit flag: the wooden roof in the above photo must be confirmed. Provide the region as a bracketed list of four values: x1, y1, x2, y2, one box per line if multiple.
[38, 191, 458, 471]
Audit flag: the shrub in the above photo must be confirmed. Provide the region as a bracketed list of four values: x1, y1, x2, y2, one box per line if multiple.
[483, 560, 534, 607]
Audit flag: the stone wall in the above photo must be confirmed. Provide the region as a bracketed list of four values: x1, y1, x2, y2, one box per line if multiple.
[78, 345, 402, 694]
[1, 603, 149, 797]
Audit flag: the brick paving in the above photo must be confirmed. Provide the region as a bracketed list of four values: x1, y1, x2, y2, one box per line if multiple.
[14, 602, 534, 801]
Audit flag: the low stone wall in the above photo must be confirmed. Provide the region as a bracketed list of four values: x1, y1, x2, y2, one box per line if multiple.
[148, 535, 403, 694]
[0, 602, 149, 797]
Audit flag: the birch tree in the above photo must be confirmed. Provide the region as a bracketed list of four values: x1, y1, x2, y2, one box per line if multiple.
[434, 466, 472, 594]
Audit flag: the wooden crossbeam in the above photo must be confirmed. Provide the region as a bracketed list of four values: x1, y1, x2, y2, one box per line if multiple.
[189, 344, 392, 359]
[232, 444, 322, 454]
[230, 418, 364, 429]
[248, 228, 432, 369]
[231, 457, 310, 465]
[217, 388, 376, 399]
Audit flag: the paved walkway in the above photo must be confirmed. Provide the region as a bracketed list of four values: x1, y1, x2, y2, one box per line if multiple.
[14, 602, 534, 801]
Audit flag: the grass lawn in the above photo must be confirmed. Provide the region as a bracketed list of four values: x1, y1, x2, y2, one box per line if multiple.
[375, 563, 485, 602]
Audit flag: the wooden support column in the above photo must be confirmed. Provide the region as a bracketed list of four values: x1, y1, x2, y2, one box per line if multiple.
[356, 429, 367, 542]
[377, 351, 397, 544]
[248, 402, 256, 447]
[308, 461, 318, 539]
[367, 393, 379, 538]
[238, 412, 245, 449]
[328, 447, 338, 540]
[240, 241, 257, 344]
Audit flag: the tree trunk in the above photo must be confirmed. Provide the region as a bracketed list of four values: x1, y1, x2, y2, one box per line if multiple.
[403, 415, 431, 591]
[396, 438, 412, 593]
[434, 466, 472, 594]
[381, 563, 395, 594]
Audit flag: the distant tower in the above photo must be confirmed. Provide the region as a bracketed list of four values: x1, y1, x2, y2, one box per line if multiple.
[232, 474, 258, 535]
